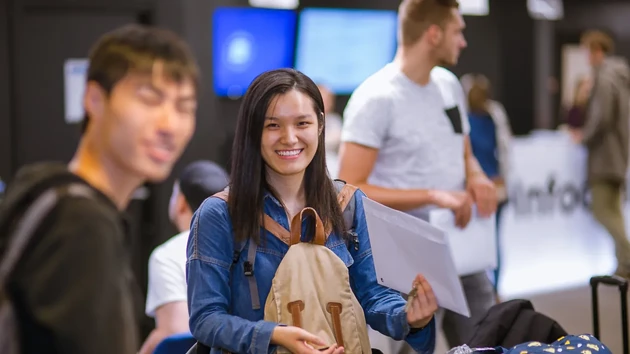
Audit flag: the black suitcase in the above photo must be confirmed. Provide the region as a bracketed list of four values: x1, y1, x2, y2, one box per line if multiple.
[590, 275, 629, 354]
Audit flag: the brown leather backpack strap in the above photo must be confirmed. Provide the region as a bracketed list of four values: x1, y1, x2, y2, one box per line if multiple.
[337, 183, 358, 212]
[262, 214, 290, 245]
[290, 208, 326, 246]
[321, 183, 359, 237]
[288, 300, 305, 328]
[326, 302, 345, 347]
[212, 189, 290, 245]
[212, 190, 229, 201]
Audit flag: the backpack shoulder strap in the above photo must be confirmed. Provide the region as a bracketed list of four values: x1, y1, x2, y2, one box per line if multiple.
[333, 179, 360, 251]
[211, 189, 290, 244]
[210, 189, 261, 310]
[213, 190, 229, 201]
[333, 179, 357, 232]
[0, 182, 95, 285]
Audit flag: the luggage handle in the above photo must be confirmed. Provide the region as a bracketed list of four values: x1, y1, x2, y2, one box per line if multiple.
[590, 275, 629, 354]
[591, 275, 629, 290]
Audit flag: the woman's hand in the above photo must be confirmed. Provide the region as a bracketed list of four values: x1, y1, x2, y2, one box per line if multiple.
[406, 274, 438, 329]
[271, 326, 345, 354]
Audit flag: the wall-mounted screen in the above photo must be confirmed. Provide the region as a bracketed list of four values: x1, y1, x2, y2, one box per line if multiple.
[459, 0, 489, 16]
[212, 7, 297, 97]
[294, 8, 398, 95]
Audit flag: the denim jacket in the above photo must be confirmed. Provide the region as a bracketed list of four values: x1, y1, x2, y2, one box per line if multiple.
[186, 187, 435, 354]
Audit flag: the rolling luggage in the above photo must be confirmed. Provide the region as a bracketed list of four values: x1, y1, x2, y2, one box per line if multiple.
[590, 275, 629, 354]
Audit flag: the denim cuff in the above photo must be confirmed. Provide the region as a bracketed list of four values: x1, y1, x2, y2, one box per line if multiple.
[405, 316, 436, 354]
[251, 320, 278, 354]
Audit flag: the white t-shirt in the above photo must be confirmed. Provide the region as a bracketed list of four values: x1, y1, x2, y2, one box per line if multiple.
[145, 231, 189, 318]
[341, 63, 470, 218]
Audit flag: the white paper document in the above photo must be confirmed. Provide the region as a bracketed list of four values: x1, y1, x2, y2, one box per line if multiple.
[362, 197, 470, 317]
[429, 208, 497, 276]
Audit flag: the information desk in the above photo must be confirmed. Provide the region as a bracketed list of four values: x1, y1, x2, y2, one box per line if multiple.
[500, 131, 624, 297]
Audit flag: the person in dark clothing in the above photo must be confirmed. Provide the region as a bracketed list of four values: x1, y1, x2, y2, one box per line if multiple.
[4, 24, 198, 354]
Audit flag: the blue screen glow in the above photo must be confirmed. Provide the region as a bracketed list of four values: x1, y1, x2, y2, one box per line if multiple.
[212, 7, 297, 97]
[295, 8, 398, 95]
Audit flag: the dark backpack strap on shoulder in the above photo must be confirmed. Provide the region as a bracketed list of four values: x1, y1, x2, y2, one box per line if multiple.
[0, 182, 95, 286]
[0, 172, 83, 236]
[244, 239, 260, 310]
[215, 189, 261, 310]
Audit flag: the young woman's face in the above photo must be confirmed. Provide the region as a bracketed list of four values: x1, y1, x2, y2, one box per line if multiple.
[260, 89, 321, 179]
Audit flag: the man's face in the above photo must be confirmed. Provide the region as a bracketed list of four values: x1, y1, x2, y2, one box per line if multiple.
[585, 46, 604, 67]
[434, 9, 467, 67]
[91, 61, 197, 182]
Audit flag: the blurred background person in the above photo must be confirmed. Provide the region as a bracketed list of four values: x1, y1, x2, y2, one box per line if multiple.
[564, 75, 593, 130]
[318, 84, 343, 179]
[140, 160, 229, 354]
[461, 73, 513, 297]
[0, 24, 198, 354]
[574, 29, 630, 279]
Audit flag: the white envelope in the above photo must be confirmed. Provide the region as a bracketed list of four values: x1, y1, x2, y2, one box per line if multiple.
[362, 197, 471, 317]
[429, 208, 497, 276]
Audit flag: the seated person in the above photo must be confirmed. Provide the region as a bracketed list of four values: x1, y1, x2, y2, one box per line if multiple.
[139, 160, 229, 354]
[186, 68, 438, 354]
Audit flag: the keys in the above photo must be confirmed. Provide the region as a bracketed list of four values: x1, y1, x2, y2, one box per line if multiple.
[405, 284, 418, 312]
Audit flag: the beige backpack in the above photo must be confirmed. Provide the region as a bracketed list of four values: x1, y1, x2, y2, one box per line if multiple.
[264, 206, 372, 353]
[211, 181, 371, 353]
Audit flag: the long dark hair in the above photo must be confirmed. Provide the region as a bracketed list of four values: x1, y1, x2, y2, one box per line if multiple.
[228, 68, 345, 244]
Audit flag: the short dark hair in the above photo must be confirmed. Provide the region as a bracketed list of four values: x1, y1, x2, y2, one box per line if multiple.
[228, 68, 345, 244]
[178, 161, 229, 212]
[81, 24, 200, 134]
[399, 0, 460, 47]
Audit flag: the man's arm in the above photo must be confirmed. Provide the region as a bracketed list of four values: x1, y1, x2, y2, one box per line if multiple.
[139, 302, 190, 354]
[19, 197, 138, 354]
[338, 142, 473, 227]
[337, 142, 436, 211]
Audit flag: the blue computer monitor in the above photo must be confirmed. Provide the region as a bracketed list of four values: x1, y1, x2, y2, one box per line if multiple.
[294, 8, 398, 95]
[212, 7, 297, 97]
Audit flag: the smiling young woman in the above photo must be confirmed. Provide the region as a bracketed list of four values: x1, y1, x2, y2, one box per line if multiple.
[186, 68, 438, 354]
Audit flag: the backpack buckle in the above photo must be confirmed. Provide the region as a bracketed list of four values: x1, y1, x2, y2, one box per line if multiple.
[349, 231, 359, 251]
[232, 251, 240, 264]
[243, 261, 254, 276]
